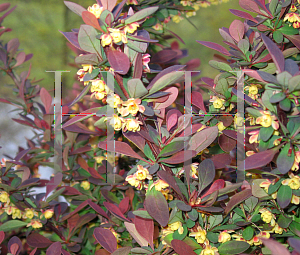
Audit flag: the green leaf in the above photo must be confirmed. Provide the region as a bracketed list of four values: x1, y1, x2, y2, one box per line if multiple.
[78, 24, 101, 56]
[251, 214, 261, 222]
[173, 224, 188, 240]
[278, 214, 292, 228]
[242, 226, 254, 240]
[238, 39, 250, 54]
[288, 75, 300, 92]
[212, 224, 240, 231]
[259, 126, 274, 142]
[290, 221, 300, 237]
[100, 10, 114, 24]
[206, 232, 219, 243]
[277, 144, 295, 174]
[128, 78, 148, 98]
[244, 196, 258, 212]
[215, 78, 229, 95]
[262, 90, 277, 113]
[143, 144, 155, 162]
[46, 188, 65, 203]
[278, 25, 299, 35]
[277, 185, 292, 209]
[186, 219, 195, 228]
[277, 71, 292, 88]
[268, 180, 282, 195]
[0, 220, 27, 232]
[198, 159, 215, 194]
[188, 209, 198, 221]
[269, 92, 286, 103]
[125, 7, 159, 24]
[132, 210, 153, 219]
[218, 241, 250, 255]
[209, 215, 223, 229]
[273, 31, 283, 44]
[279, 98, 291, 111]
[269, 0, 279, 15]
[158, 139, 185, 158]
[209, 60, 232, 72]
[126, 40, 145, 53]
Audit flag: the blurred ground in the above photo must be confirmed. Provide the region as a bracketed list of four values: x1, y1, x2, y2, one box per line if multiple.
[0, 0, 240, 159]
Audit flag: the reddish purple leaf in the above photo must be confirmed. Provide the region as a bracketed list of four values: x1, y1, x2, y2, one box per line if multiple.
[0, 231, 4, 244]
[160, 150, 197, 164]
[151, 49, 181, 64]
[82, 11, 104, 32]
[261, 33, 284, 73]
[261, 238, 290, 255]
[29, 248, 37, 255]
[285, 34, 300, 51]
[229, 9, 258, 23]
[239, 0, 266, 16]
[111, 247, 132, 255]
[144, 188, 169, 227]
[157, 170, 184, 199]
[46, 172, 63, 198]
[123, 131, 146, 152]
[225, 189, 252, 215]
[103, 201, 130, 222]
[94, 227, 117, 253]
[12, 118, 36, 128]
[59, 31, 82, 50]
[229, 20, 244, 42]
[40, 88, 52, 114]
[46, 242, 62, 255]
[201, 179, 225, 198]
[98, 140, 147, 162]
[134, 216, 154, 250]
[119, 197, 130, 214]
[102, 0, 117, 11]
[27, 233, 53, 248]
[166, 109, 181, 131]
[64, 1, 86, 16]
[289, 238, 300, 253]
[219, 134, 236, 152]
[62, 107, 100, 128]
[191, 91, 206, 113]
[0, 3, 10, 13]
[61, 199, 91, 221]
[8, 237, 22, 255]
[154, 87, 178, 110]
[171, 239, 197, 255]
[107, 49, 130, 75]
[13, 52, 26, 68]
[72, 213, 97, 233]
[197, 41, 230, 56]
[211, 153, 232, 169]
[61, 249, 72, 255]
[238, 149, 277, 171]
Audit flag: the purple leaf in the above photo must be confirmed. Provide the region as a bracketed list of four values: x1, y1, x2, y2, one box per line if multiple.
[238, 149, 277, 170]
[107, 49, 130, 75]
[103, 201, 130, 222]
[64, 1, 86, 16]
[197, 41, 230, 56]
[94, 228, 117, 253]
[171, 240, 197, 255]
[27, 233, 53, 248]
[191, 91, 206, 113]
[8, 236, 22, 255]
[159, 150, 197, 164]
[198, 159, 215, 194]
[88, 200, 109, 219]
[229, 20, 245, 42]
[59, 31, 82, 50]
[225, 189, 252, 215]
[134, 216, 154, 250]
[229, 9, 258, 23]
[157, 170, 184, 199]
[46, 242, 62, 255]
[261, 33, 284, 73]
[40, 88, 52, 114]
[82, 11, 104, 32]
[261, 238, 290, 255]
[211, 153, 232, 169]
[0, 3, 10, 13]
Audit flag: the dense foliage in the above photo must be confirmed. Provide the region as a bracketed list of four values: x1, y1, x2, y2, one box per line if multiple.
[0, 0, 300, 254]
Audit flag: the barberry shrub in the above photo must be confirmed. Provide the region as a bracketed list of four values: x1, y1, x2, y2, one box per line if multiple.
[0, 0, 300, 254]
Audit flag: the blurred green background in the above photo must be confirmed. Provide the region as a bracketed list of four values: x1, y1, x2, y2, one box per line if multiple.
[1, 0, 240, 95]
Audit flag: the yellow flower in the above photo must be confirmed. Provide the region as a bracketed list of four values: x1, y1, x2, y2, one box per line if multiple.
[124, 22, 139, 34]
[190, 162, 199, 178]
[93, 91, 107, 100]
[125, 174, 140, 188]
[108, 28, 127, 44]
[292, 194, 300, 205]
[218, 121, 226, 131]
[169, 221, 182, 231]
[44, 209, 54, 219]
[232, 234, 246, 242]
[259, 208, 276, 226]
[91, 79, 106, 93]
[127, 0, 138, 4]
[180, 1, 192, 6]
[161, 189, 173, 201]
[87, 4, 103, 19]
[80, 181, 90, 190]
[154, 179, 169, 191]
[120, 98, 145, 116]
[109, 114, 123, 131]
[12, 207, 22, 219]
[107, 94, 122, 108]
[189, 226, 207, 244]
[272, 223, 283, 234]
[172, 15, 183, 23]
[290, 5, 297, 12]
[256, 110, 279, 129]
[284, 12, 300, 23]
[292, 151, 300, 171]
[135, 165, 151, 181]
[293, 21, 300, 28]
[248, 130, 259, 144]
[186, 10, 196, 17]
[218, 231, 231, 243]
[27, 220, 43, 229]
[123, 118, 142, 132]
[209, 96, 225, 110]
[82, 64, 93, 73]
[200, 245, 219, 255]
[249, 85, 258, 95]
[95, 156, 105, 164]
[100, 34, 113, 47]
[23, 208, 35, 219]
[0, 191, 9, 203]
[282, 174, 300, 190]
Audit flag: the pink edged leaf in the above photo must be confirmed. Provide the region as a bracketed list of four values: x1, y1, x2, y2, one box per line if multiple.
[211, 153, 232, 169]
[134, 216, 154, 250]
[0, 231, 4, 244]
[103, 201, 131, 222]
[229, 20, 244, 42]
[261, 33, 285, 73]
[285, 34, 300, 51]
[124, 222, 148, 247]
[154, 87, 178, 110]
[229, 9, 258, 23]
[72, 213, 97, 234]
[144, 188, 169, 227]
[242, 69, 264, 83]
[8, 236, 22, 255]
[94, 227, 117, 253]
[40, 88, 52, 114]
[219, 134, 236, 152]
[27, 233, 53, 248]
[102, 0, 118, 12]
[29, 248, 37, 255]
[191, 91, 206, 113]
[253, 0, 273, 17]
[261, 238, 290, 255]
[238, 149, 278, 171]
[171, 239, 197, 255]
[119, 197, 130, 214]
[13, 52, 26, 68]
[166, 109, 180, 131]
[62, 107, 101, 128]
[123, 131, 146, 152]
[157, 170, 184, 199]
[88, 200, 109, 219]
[201, 179, 225, 198]
[82, 11, 104, 32]
[225, 189, 252, 215]
[107, 49, 130, 75]
[239, 0, 266, 16]
[197, 41, 230, 56]
[160, 150, 197, 164]
[64, 1, 86, 17]
[59, 31, 81, 50]
[98, 140, 147, 162]
[198, 159, 215, 194]
[46, 242, 62, 255]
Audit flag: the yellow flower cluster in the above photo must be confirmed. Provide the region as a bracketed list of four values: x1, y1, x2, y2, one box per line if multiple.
[189, 226, 207, 243]
[232, 231, 270, 246]
[245, 84, 261, 100]
[284, 7, 300, 28]
[125, 165, 152, 190]
[209, 96, 225, 110]
[77, 64, 94, 86]
[87, 4, 103, 19]
[256, 110, 279, 129]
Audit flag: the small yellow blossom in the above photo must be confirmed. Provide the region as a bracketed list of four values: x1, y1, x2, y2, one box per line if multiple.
[152, 23, 163, 30]
[154, 179, 169, 191]
[218, 121, 226, 131]
[12, 207, 22, 219]
[209, 96, 225, 110]
[284, 12, 300, 23]
[100, 34, 113, 47]
[23, 208, 35, 219]
[189, 226, 207, 244]
[248, 130, 259, 144]
[200, 245, 219, 255]
[107, 94, 122, 109]
[259, 208, 276, 226]
[80, 181, 90, 190]
[172, 15, 184, 23]
[125, 174, 141, 189]
[218, 231, 231, 243]
[292, 194, 300, 205]
[123, 118, 142, 132]
[0, 191, 9, 203]
[91, 79, 106, 93]
[124, 22, 139, 34]
[290, 5, 297, 12]
[272, 223, 283, 234]
[107, 114, 124, 131]
[87, 4, 103, 19]
[108, 28, 127, 44]
[44, 209, 54, 219]
[135, 165, 151, 181]
[119, 98, 145, 116]
[256, 110, 279, 129]
[27, 220, 43, 229]
[169, 221, 182, 231]
[282, 173, 300, 190]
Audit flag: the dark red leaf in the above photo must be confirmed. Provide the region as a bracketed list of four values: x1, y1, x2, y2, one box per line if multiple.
[239, 0, 266, 16]
[157, 170, 184, 199]
[46, 242, 62, 255]
[238, 149, 277, 170]
[94, 227, 117, 253]
[27, 233, 53, 248]
[0, 231, 4, 244]
[219, 134, 236, 152]
[225, 189, 252, 215]
[229, 9, 258, 23]
[88, 200, 110, 219]
[166, 109, 181, 131]
[82, 11, 104, 32]
[261, 33, 284, 73]
[0, 3, 10, 13]
[29, 248, 37, 255]
[61, 199, 91, 221]
[201, 179, 225, 198]
[72, 213, 97, 234]
[59, 31, 82, 50]
[171, 239, 197, 255]
[191, 91, 206, 113]
[40, 88, 52, 114]
[211, 153, 232, 169]
[197, 41, 230, 56]
[134, 216, 154, 250]
[285, 34, 300, 51]
[229, 20, 244, 42]
[8, 237, 22, 255]
[123, 131, 146, 152]
[13, 52, 26, 68]
[261, 238, 290, 255]
[103, 201, 130, 222]
[46, 172, 63, 198]
[12, 118, 36, 128]
[160, 150, 197, 164]
[58, 186, 82, 196]
[107, 49, 130, 75]
[119, 197, 130, 214]
[62, 107, 101, 128]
